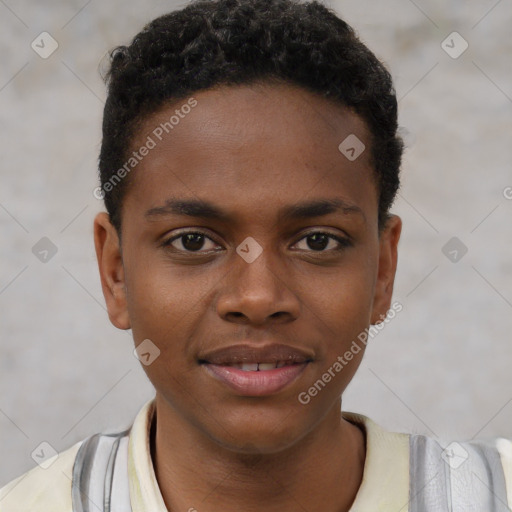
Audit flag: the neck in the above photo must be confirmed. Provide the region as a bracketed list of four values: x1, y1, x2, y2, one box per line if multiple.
[151, 395, 366, 512]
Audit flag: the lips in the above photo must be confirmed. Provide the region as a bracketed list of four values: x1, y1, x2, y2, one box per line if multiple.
[199, 343, 313, 396]
[198, 343, 313, 366]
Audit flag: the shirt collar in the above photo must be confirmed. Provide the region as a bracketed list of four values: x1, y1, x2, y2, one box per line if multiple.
[341, 411, 410, 511]
[128, 398, 167, 512]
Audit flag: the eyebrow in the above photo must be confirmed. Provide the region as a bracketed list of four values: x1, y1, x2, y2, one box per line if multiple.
[145, 197, 365, 222]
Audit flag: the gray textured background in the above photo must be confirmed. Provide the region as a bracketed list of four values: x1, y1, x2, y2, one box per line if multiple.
[1, 0, 511, 487]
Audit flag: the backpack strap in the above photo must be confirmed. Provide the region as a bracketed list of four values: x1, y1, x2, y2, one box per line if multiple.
[71, 429, 131, 512]
[409, 434, 510, 511]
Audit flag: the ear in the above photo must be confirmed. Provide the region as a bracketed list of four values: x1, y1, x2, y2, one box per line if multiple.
[370, 214, 402, 324]
[93, 212, 131, 330]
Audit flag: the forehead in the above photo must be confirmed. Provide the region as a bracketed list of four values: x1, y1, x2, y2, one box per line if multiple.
[122, 82, 378, 228]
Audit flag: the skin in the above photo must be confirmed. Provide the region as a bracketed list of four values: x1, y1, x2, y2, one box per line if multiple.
[94, 82, 401, 512]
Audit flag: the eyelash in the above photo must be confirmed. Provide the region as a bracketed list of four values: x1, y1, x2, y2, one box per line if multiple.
[161, 230, 352, 254]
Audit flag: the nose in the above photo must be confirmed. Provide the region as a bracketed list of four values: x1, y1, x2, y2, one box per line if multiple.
[216, 246, 301, 326]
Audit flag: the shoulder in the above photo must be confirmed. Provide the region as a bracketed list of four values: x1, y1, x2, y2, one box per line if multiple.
[0, 399, 154, 512]
[409, 433, 512, 508]
[344, 411, 512, 509]
[0, 439, 83, 512]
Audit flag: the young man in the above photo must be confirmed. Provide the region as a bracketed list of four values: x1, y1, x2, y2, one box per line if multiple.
[1, 0, 511, 510]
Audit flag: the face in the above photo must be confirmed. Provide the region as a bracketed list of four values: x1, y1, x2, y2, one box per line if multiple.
[94, 82, 401, 453]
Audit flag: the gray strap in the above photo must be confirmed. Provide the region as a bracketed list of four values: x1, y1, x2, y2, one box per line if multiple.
[71, 430, 131, 512]
[109, 435, 131, 512]
[103, 435, 121, 512]
[409, 435, 450, 511]
[72, 434, 100, 512]
[409, 434, 510, 512]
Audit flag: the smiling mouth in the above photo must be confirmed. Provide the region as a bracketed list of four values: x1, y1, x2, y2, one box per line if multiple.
[198, 343, 313, 396]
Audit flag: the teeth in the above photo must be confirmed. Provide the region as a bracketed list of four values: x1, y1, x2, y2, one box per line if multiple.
[228, 362, 296, 371]
[232, 363, 281, 371]
[258, 363, 277, 371]
[240, 363, 259, 371]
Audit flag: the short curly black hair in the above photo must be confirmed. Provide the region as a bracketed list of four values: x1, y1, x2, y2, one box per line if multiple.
[98, 0, 403, 236]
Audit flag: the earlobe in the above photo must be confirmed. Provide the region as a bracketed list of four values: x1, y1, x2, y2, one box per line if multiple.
[370, 214, 402, 325]
[93, 212, 131, 330]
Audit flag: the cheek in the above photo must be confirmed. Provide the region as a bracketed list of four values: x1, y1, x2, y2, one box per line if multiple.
[124, 263, 175, 344]
[310, 258, 376, 326]
[302, 253, 377, 381]
[124, 257, 217, 359]
[124, 264, 203, 395]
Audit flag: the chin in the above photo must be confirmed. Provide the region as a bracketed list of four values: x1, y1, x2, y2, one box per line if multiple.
[205, 409, 311, 455]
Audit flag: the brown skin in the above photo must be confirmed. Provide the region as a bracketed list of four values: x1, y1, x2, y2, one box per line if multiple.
[94, 82, 401, 512]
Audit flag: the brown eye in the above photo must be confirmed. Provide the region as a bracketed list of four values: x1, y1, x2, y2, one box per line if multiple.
[293, 232, 352, 252]
[179, 233, 206, 251]
[305, 233, 329, 251]
[163, 232, 220, 253]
